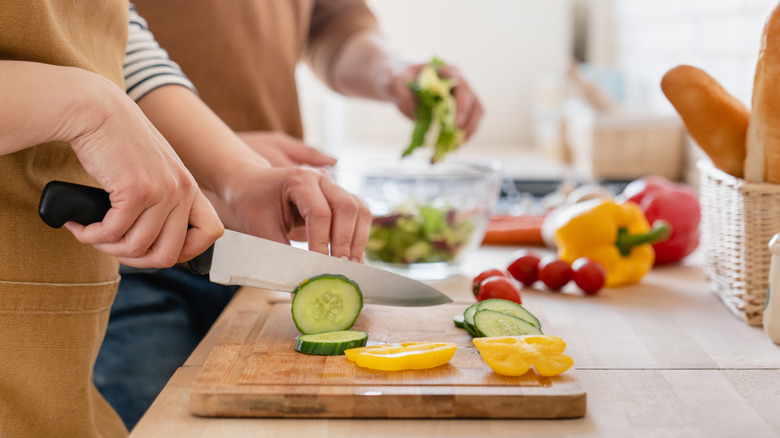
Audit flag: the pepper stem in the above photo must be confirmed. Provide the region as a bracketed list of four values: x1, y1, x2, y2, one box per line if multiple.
[615, 220, 672, 257]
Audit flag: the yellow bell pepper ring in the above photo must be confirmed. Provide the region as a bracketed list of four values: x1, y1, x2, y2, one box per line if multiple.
[553, 200, 671, 287]
[344, 342, 457, 371]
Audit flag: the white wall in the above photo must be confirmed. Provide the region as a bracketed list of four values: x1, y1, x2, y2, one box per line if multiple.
[612, 0, 777, 112]
[298, 0, 574, 157]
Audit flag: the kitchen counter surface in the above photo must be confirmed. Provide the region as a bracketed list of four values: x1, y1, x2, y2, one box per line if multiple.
[129, 246, 780, 438]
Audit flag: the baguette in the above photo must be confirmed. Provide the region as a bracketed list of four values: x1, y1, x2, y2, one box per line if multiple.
[747, 4, 780, 183]
[661, 65, 748, 178]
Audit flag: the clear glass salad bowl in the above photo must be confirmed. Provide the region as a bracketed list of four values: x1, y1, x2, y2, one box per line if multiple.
[330, 159, 502, 280]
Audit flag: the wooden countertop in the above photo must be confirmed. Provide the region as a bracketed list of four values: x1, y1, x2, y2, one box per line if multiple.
[129, 246, 780, 437]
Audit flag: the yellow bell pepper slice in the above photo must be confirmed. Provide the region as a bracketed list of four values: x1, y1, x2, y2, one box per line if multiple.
[533, 352, 575, 377]
[344, 342, 457, 371]
[518, 334, 567, 353]
[473, 335, 573, 377]
[472, 337, 536, 376]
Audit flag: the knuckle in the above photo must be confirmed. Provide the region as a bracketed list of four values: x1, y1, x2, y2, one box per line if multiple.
[99, 228, 123, 244]
[178, 175, 196, 194]
[125, 243, 148, 259]
[210, 222, 226, 240]
[309, 208, 332, 224]
[335, 198, 359, 217]
[153, 254, 178, 269]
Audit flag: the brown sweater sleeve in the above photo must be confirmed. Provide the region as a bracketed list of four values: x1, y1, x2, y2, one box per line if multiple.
[306, 0, 379, 88]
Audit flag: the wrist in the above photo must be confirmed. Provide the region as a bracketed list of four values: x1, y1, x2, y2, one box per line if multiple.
[212, 152, 272, 209]
[64, 68, 130, 154]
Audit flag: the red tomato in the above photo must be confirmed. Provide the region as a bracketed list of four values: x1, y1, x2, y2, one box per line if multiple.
[476, 276, 522, 304]
[472, 269, 511, 296]
[571, 258, 606, 295]
[538, 256, 573, 291]
[507, 250, 541, 287]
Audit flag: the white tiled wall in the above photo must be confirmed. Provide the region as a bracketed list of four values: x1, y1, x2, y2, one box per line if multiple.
[612, 0, 777, 112]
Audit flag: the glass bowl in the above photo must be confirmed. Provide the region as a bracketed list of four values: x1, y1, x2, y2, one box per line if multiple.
[330, 159, 502, 280]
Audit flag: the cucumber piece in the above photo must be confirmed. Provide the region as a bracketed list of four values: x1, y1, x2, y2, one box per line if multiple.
[464, 302, 479, 328]
[291, 274, 363, 334]
[294, 330, 368, 355]
[475, 299, 542, 330]
[453, 313, 466, 329]
[474, 309, 543, 337]
[463, 303, 480, 337]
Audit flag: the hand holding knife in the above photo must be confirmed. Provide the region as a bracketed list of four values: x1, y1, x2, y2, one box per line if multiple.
[38, 181, 452, 307]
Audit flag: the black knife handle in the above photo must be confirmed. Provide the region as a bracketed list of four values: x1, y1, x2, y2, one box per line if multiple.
[38, 180, 213, 275]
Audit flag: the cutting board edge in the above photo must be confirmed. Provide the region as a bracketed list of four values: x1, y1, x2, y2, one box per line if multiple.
[189, 384, 587, 419]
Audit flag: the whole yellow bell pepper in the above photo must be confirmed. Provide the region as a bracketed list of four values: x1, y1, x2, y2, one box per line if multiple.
[553, 199, 670, 287]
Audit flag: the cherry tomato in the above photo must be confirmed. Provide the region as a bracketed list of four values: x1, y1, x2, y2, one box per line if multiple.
[476, 276, 522, 304]
[472, 269, 511, 296]
[507, 250, 541, 287]
[538, 256, 573, 291]
[571, 258, 606, 295]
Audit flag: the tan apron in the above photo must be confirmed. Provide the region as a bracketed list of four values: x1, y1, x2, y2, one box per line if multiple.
[0, 1, 129, 436]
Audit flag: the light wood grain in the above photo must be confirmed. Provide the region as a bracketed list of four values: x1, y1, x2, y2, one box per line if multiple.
[131, 367, 780, 438]
[189, 302, 586, 419]
[131, 247, 780, 437]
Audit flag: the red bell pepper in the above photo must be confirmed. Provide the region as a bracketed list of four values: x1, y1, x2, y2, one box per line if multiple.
[618, 176, 701, 265]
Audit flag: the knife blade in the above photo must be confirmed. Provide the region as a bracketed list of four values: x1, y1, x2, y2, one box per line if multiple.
[38, 181, 452, 307]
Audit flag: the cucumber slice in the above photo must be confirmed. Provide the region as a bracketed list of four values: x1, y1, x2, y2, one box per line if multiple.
[291, 274, 363, 334]
[294, 330, 368, 355]
[475, 299, 542, 330]
[453, 314, 466, 329]
[474, 309, 543, 337]
[463, 303, 480, 337]
[464, 302, 479, 328]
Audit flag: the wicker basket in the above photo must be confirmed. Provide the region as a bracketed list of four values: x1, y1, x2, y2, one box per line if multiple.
[698, 160, 780, 325]
[567, 112, 686, 181]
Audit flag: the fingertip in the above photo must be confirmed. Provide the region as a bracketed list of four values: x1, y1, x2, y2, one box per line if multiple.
[63, 221, 81, 234]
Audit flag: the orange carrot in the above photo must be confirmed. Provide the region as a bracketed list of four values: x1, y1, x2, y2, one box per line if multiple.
[481, 215, 546, 246]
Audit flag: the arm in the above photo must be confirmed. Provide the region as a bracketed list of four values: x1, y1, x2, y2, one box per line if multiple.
[0, 60, 222, 267]
[126, 6, 369, 260]
[304, 0, 484, 140]
[136, 85, 370, 261]
[328, 30, 485, 140]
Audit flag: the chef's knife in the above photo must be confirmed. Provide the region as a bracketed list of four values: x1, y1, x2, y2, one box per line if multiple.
[38, 181, 452, 307]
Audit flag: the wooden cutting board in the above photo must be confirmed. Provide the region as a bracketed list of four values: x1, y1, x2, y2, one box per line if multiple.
[189, 300, 586, 419]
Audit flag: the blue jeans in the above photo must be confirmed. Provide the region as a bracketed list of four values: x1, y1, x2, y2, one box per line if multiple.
[93, 267, 238, 430]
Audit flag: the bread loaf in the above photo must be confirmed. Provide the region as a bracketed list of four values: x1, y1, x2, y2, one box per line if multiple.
[661, 65, 748, 178]
[747, 4, 780, 183]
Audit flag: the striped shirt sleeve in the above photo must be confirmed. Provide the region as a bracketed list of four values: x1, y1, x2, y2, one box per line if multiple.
[125, 4, 196, 102]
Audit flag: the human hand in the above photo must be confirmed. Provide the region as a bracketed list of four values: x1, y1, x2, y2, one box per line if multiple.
[220, 164, 371, 262]
[65, 75, 223, 268]
[238, 131, 337, 168]
[386, 61, 484, 140]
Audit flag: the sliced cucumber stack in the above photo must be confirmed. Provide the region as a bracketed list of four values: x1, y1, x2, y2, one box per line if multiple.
[473, 309, 543, 337]
[291, 274, 363, 334]
[454, 299, 544, 338]
[294, 330, 368, 355]
[475, 299, 541, 330]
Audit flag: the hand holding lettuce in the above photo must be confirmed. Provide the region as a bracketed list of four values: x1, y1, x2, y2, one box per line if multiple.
[402, 58, 465, 163]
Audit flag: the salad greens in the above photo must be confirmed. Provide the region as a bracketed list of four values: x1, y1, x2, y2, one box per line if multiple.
[366, 203, 474, 264]
[402, 57, 465, 163]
